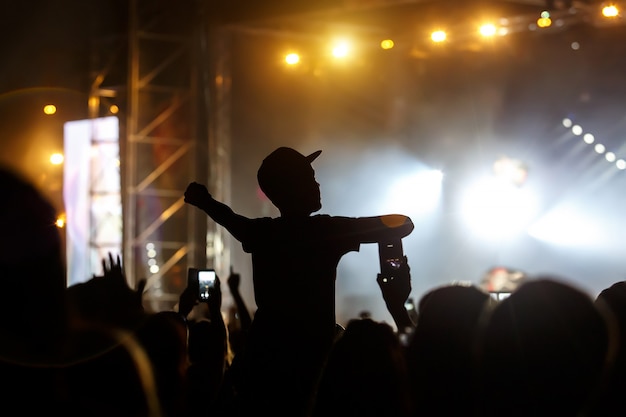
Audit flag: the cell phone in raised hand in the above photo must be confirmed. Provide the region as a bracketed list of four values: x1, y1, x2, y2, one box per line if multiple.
[198, 269, 216, 300]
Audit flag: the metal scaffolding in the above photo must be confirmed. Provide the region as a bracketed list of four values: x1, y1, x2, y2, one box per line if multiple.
[85, 0, 232, 311]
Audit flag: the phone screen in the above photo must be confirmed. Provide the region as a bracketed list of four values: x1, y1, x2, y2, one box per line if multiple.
[198, 269, 216, 300]
[378, 240, 404, 275]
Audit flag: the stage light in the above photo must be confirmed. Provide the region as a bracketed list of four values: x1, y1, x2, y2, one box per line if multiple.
[605, 152, 616, 162]
[43, 104, 56, 115]
[602, 4, 619, 18]
[331, 40, 350, 58]
[55, 214, 66, 228]
[50, 153, 64, 165]
[380, 39, 394, 50]
[572, 124, 583, 135]
[583, 133, 595, 144]
[562, 118, 572, 128]
[460, 176, 539, 242]
[109, 105, 119, 114]
[479, 23, 497, 37]
[616, 159, 626, 169]
[149, 264, 160, 274]
[285, 52, 300, 65]
[431, 30, 447, 43]
[594, 143, 606, 154]
[537, 11, 552, 28]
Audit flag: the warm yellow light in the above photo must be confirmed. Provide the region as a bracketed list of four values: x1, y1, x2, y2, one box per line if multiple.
[43, 104, 56, 115]
[479, 23, 497, 37]
[55, 215, 66, 228]
[285, 53, 300, 65]
[380, 39, 394, 50]
[602, 5, 619, 17]
[431, 30, 447, 43]
[537, 17, 552, 28]
[332, 41, 350, 58]
[50, 153, 64, 165]
[109, 104, 119, 114]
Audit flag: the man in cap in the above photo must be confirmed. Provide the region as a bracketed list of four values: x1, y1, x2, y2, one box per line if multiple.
[184, 146, 414, 417]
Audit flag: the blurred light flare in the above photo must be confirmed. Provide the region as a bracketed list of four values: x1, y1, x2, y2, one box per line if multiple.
[285, 52, 300, 65]
[479, 23, 497, 37]
[431, 30, 447, 43]
[384, 169, 444, 216]
[331, 40, 350, 58]
[55, 214, 66, 228]
[380, 39, 394, 50]
[529, 206, 607, 248]
[460, 176, 539, 241]
[50, 153, 64, 165]
[602, 5, 620, 18]
[43, 104, 56, 115]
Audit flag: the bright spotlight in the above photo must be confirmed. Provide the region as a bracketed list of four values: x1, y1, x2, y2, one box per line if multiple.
[583, 133, 595, 144]
[43, 104, 57, 115]
[55, 214, 66, 228]
[332, 41, 350, 58]
[537, 17, 552, 28]
[285, 53, 300, 65]
[572, 125, 583, 135]
[380, 39, 394, 50]
[479, 23, 497, 37]
[50, 153, 64, 165]
[594, 143, 606, 154]
[605, 151, 616, 162]
[602, 5, 619, 18]
[460, 176, 539, 241]
[529, 206, 606, 248]
[431, 30, 447, 43]
[616, 159, 626, 170]
[385, 169, 443, 215]
[562, 118, 572, 128]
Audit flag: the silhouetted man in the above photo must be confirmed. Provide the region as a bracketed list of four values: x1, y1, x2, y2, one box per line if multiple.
[184, 146, 414, 417]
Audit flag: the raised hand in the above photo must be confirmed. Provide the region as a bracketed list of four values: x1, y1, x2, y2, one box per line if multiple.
[184, 182, 211, 208]
[101, 252, 146, 303]
[227, 267, 241, 294]
[377, 256, 415, 333]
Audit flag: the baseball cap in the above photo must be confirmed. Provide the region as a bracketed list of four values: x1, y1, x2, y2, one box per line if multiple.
[257, 147, 322, 196]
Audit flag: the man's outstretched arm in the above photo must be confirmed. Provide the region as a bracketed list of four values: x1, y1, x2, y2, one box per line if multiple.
[352, 214, 414, 243]
[184, 182, 251, 242]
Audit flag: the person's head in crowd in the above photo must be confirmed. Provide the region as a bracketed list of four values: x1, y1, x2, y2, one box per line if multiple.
[406, 283, 490, 416]
[0, 166, 67, 364]
[476, 277, 611, 417]
[313, 317, 413, 417]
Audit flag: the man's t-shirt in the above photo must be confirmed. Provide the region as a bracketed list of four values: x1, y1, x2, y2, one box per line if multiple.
[241, 214, 364, 333]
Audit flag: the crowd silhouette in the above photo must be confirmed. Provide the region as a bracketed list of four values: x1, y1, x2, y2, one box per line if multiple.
[1, 146, 625, 417]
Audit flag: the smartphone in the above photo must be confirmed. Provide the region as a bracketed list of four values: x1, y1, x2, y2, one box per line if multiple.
[378, 239, 405, 277]
[198, 269, 216, 300]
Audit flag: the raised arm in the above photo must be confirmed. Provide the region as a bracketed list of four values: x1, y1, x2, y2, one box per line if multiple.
[184, 182, 251, 242]
[353, 214, 414, 243]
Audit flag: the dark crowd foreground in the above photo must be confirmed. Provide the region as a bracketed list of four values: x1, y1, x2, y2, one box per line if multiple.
[1, 155, 625, 417]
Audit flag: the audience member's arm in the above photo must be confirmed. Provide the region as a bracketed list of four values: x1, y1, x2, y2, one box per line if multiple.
[227, 267, 252, 332]
[205, 275, 227, 347]
[377, 256, 415, 334]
